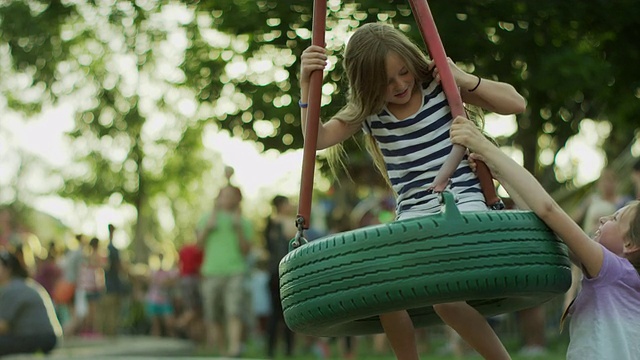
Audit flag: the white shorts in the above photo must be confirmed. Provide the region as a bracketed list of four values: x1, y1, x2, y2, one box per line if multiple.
[396, 199, 488, 221]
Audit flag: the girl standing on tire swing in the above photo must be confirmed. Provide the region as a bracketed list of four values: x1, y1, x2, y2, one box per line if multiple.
[299, 23, 525, 360]
[450, 117, 640, 360]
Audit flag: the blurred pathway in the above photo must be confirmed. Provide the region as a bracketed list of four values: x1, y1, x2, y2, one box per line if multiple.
[2, 335, 267, 359]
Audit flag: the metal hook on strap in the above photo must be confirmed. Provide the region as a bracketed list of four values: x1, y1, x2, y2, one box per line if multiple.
[290, 215, 309, 251]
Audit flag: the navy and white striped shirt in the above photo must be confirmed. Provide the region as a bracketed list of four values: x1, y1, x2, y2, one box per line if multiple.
[363, 78, 485, 218]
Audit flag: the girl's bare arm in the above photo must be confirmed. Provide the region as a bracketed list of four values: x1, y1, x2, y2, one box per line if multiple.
[432, 58, 526, 115]
[460, 77, 526, 115]
[451, 117, 603, 277]
[469, 152, 583, 267]
[299, 45, 361, 150]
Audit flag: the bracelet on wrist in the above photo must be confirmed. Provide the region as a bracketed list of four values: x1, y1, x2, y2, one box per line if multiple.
[468, 76, 481, 92]
[298, 100, 308, 108]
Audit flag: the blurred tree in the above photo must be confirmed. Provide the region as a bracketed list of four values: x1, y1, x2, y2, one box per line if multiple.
[181, 0, 639, 189]
[181, 0, 640, 221]
[431, 0, 640, 188]
[0, 1, 221, 261]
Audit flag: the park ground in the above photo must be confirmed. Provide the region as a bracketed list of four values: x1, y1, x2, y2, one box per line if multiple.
[6, 329, 570, 360]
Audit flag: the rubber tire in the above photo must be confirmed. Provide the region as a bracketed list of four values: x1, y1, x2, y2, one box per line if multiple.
[279, 192, 571, 337]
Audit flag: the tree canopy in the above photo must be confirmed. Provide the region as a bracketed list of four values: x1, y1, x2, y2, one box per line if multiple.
[1, 0, 638, 256]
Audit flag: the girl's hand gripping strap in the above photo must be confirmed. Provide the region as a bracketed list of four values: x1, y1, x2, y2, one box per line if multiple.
[296, 0, 327, 239]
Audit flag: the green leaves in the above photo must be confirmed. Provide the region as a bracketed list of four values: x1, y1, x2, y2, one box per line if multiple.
[2, 0, 639, 253]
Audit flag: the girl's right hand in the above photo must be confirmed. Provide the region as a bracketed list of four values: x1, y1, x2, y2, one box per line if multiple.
[300, 45, 327, 86]
[429, 57, 478, 91]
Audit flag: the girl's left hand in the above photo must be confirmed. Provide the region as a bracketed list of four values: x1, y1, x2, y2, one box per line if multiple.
[450, 117, 500, 177]
[428, 57, 477, 90]
[450, 116, 487, 152]
[467, 152, 497, 180]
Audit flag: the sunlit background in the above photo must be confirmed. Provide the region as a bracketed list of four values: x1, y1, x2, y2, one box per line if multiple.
[1, 0, 639, 258]
[2, 108, 630, 248]
[2, 105, 304, 248]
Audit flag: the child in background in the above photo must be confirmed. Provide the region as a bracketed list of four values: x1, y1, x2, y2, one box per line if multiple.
[249, 256, 271, 345]
[175, 240, 204, 341]
[145, 253, 178, 337]
[76, 237, 105, 337]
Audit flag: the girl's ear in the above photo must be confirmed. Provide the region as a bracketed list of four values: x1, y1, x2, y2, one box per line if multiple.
[623, 243, 640, 255]
[624, 247, 640, 274]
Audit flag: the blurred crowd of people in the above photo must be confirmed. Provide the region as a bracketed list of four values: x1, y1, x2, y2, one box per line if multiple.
[0, 160, 639, 358]
[0, 165, 361, 358]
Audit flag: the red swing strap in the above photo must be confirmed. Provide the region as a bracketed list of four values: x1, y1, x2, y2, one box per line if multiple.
[409, 0, 501, 207]
[295, 0, 326, 233]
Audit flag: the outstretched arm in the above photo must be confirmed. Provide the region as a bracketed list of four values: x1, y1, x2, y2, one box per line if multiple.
[469, 152, 582, 265]
[432, 58, 526, 115]
[299, 45, 361, 150]
[450, 117, 603, 278]
[460, 76, 526, 115]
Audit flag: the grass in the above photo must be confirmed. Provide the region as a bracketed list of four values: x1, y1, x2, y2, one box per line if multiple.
[193, 330, 570, 359]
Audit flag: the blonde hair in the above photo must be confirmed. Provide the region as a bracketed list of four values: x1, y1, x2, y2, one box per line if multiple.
[326, 23, 431, 184]
[326, 23, 484, 187]
[562, 200, 640, 331]
[625, 201, 640, 273]
[335, 23, 433, 124]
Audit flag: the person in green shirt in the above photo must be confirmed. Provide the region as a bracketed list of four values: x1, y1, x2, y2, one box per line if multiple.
[197, 185, 253, 357]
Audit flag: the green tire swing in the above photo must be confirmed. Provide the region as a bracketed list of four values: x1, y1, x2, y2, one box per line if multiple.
[281, 0, 572, 337]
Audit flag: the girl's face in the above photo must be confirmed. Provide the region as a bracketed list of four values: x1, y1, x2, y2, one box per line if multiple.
[384, 51, 415, 106]
[594, 205, 636, 255]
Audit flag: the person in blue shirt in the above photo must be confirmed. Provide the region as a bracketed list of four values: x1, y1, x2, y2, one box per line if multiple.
[0, 249, 62, 356]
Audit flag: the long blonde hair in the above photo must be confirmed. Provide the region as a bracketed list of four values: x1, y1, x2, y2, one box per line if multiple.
[327, 23, 484, 187]
[327, 23, 431, 184]
[625, 201, 640, 274]
[335, 23, 433, 124]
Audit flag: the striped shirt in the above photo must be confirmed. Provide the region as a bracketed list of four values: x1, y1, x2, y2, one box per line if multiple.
[363, 78, 485, 218]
